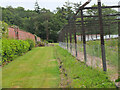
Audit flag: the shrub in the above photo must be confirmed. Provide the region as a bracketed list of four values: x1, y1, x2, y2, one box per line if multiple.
[26, 39, 35, 50]
[47, 40, 54, 43]
[36, 41, 45, 46]
[44, 40, 49, 44]
[0, 21, 8, 38]
[2, 39, 30, 63]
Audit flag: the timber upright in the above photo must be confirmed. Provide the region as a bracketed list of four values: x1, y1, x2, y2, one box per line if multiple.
[78, 0, 92, 64]
[65, 25, 69, 50]
[69, 21, 72, 53]
[118, 1, 120, 87]
[73, 16, 77, 57]
[98, 0, 107, 72]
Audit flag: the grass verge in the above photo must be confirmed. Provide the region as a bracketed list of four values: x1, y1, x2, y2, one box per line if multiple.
[55, 46, 116, 88]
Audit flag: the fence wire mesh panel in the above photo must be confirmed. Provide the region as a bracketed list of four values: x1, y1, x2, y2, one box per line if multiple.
[59, 0, 120, 84]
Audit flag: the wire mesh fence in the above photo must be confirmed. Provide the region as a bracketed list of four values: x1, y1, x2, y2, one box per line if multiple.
[58, 0, 120, 78]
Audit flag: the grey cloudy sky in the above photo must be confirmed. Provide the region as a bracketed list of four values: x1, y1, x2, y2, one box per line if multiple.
[0, 0, 120, 11]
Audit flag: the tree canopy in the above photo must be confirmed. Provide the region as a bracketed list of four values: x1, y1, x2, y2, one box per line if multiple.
[1, 1, 118, 42]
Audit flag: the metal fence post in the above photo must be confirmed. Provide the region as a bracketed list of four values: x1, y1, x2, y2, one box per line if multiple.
[98, 0, 107, 71]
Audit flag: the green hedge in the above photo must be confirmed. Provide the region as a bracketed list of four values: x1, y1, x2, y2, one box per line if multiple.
[26, 39, 35, 50]
[2, 39, 34, 63]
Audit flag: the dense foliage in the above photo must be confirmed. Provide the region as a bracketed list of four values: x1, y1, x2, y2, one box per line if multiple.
[55, 46, 115, 88]
[0, 21, 8, 38]
[1, 5, 68, 42]
[0, 1, 118, 42]
[36, 39, 49, 47]
[2, 39, 35, 63]
[26, 39, 35, 50]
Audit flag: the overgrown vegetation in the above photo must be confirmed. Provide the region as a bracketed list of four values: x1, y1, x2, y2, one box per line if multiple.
[36, 39, 48, 47]
[55, 46, 115, 88]
[26, 39, 35, 50]
[86, 39, 118, 66]
[1, 5, 67, 42]
[77, 39, 118, 66]
[2, 39, 35, 63]
[0, 21, 8, 38]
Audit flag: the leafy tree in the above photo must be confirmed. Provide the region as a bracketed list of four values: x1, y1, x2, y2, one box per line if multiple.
[0, 21, 8, 38]
[0, 1, 83, 42]
[72, 2, 81, 12]
[34, 1, 40, 14]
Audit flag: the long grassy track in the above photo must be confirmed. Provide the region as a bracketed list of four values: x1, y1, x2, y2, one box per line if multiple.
[2, 47, 60, 88]
[55, 46, 116, 88]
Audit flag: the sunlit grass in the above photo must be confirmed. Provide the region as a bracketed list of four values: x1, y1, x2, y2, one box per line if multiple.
[2, 47, 60, 88]
[0, 39, 1, 65]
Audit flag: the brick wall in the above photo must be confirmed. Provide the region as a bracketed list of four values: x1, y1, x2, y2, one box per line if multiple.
[8, 27, 40, 42]
[8, 27, 16, 39]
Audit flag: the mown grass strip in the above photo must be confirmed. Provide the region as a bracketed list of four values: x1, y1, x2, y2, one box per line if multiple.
[2, 47, 60, 88]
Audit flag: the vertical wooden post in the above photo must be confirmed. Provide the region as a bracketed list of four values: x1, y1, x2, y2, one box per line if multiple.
[91, 27, 93, 40]
[73, 16, 77, 57]
[66, 26, 69, 50]
[61, 30, 63, 47]
[98, 0, 107, 72]
[70, 22, 72, 53]
[81, 10, 87, 63]
[118, 1, 120, 86]
[96, 27, 98, 39]
[88, 33, 89, 41]
[81, 34, 83, 41]
[62, 30, 64, 42]
[63, 29, 65, 47]
[58, 31, 61, 46]
[108, 25, 111, 39]
[118, 18, 120, 86]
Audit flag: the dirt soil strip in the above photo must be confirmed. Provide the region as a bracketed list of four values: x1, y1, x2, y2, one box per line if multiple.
[54, 46, 71, 88]
[57, 58, 71, 88]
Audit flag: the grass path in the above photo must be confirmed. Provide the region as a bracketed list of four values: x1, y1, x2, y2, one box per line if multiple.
[2, 47, 60, 88]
